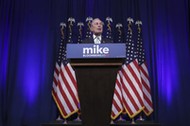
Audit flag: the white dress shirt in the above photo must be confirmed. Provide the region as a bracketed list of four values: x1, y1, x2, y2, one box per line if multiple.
[93, 34, 101, 44]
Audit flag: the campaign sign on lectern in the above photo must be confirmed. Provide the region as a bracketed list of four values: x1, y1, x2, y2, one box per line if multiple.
[66, 43, 126, 59]
[66, 43, 126, 126]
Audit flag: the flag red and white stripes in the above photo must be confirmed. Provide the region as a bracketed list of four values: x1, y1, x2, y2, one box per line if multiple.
[120, 60, 144, 118]
[135, 20, 153, 116]
[56, 63, 79, 118]
[139, 63, 153, 115]
[52, 22, 79, 119]
[52, 62, 61, 106]
[52, 62, 79, 118]
[117, 18, 144, 118]
[111, 72, 123, 119]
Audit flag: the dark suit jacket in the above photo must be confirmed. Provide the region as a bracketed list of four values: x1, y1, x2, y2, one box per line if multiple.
[81, 36, 113, 43]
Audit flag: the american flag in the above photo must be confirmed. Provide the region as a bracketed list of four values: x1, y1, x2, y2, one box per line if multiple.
[52, 22, 79, 118]
[52, 22, 66, 117]
[111, 24, 124, 120]
[135, 21, 153, 116]
[111, 72, 123, 120]
[52, 23, 64, 117]
[57, 58, 79, 118]
[119, 17, 144, 118]
[108, 18, 123, 120]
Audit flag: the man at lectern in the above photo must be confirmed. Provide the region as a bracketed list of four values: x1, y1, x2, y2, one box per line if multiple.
[82, 18, 112, 44]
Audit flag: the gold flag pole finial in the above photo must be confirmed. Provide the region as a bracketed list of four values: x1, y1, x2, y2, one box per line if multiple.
[127, 17, 134, 34]
[106, 17, 113, 31]
[135, 20, 142, 33]
[60, 22, 66, 39]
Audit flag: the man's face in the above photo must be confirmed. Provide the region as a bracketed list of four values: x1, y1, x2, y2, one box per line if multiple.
[90, 19, 103, 36]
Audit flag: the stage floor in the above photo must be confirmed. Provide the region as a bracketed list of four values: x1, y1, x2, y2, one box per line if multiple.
[41, 120, 161, 126]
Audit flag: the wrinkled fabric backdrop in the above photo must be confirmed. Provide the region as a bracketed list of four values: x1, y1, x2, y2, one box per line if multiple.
[0, 0, 190, 126]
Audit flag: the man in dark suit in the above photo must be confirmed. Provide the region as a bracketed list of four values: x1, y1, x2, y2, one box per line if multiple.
[82, 18, 112, 43]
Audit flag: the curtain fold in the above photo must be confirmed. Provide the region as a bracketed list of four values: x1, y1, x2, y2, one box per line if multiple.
[0, 0, 190, 126]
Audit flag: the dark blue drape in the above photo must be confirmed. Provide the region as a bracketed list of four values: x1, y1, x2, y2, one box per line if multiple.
[0, 0, 190, 126]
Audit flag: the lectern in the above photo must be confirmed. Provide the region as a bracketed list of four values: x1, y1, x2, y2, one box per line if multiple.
[67, 43, 126, 126]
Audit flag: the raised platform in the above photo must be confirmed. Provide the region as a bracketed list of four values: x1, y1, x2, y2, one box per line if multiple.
[41, 121, 161, 126]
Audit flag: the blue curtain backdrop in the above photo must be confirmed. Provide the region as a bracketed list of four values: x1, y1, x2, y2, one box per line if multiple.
[0, 0, 190, 126]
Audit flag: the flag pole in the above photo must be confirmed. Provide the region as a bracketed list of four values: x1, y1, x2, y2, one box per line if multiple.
[106, 17, 113, 42]
[116, 23, 123, 42]
[136, 112, 145, 121]
[52, 22, 66, 123]
[117, 114, 125, 122]
[74, 103, 81, 122]
[63, 119, 67, 124]
[77, 22, 84, 43]
[131, 118, 135, 124]
[85, 17, 93, 38]
[56, 115, 63, 121]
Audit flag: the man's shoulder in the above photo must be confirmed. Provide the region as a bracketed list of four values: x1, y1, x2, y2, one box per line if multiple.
[81, 37, 94, 43]
[102, 37, 113, 43]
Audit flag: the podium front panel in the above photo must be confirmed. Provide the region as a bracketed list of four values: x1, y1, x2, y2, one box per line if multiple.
[66, 43, 125, 126]
[75, 66, 119, 126]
